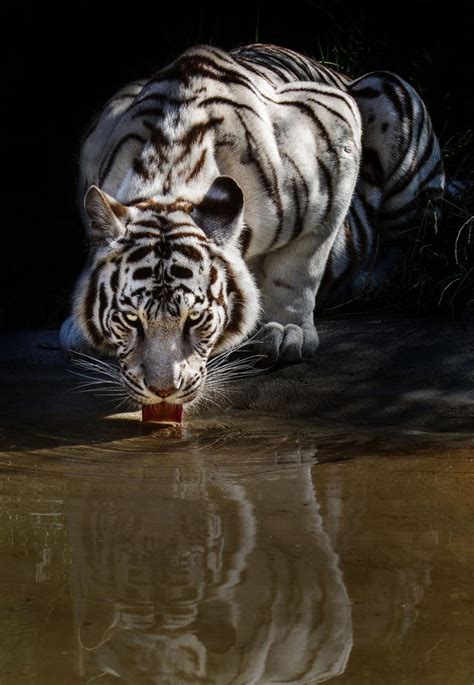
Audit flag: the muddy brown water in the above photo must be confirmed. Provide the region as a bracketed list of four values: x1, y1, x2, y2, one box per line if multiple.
[1, 327, 474, 684]
[1, 407, 473, 685]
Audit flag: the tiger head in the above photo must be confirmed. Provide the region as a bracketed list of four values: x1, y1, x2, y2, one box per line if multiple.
[71, 176, 260, 405]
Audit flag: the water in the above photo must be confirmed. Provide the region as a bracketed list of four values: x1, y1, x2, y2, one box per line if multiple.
[0, 410, 473, 685]
[0, 328, 473, 683]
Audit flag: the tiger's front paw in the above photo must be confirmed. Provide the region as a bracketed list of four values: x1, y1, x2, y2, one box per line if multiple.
[257, 322, 319, 365]
[59, 316, 95, 360]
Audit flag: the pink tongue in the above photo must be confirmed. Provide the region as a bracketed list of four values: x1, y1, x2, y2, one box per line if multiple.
[142, 403, 183, 425]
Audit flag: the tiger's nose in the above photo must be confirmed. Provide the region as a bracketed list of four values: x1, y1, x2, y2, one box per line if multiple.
[148, 384, 179, 399]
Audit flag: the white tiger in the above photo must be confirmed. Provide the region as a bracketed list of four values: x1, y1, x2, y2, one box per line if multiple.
[60, 44, 444, 406]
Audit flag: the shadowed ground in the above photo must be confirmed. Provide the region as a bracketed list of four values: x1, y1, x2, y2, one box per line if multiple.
[1, 316, 472, 432]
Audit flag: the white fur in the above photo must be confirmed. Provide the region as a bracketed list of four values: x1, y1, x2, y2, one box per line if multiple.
[65, 44, 443, 370]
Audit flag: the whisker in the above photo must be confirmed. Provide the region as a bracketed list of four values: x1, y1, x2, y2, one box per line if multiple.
[68, 351, 131, 408]
[207, 366, 269, 382]
[207, 332, 263, 367]
[70, 350, 118, 367]
[68, 373, 123, 387]
[106, 395, 140, 413]
[72, 355, 121, 373]
[207, 354, 266, 372]
[72, 363, 121, 380]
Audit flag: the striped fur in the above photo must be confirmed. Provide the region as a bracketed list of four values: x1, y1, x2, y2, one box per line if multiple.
[61, 43, 444, 404]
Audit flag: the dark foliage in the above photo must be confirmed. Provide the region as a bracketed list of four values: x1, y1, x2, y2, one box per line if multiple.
[1, 0, 473, 328]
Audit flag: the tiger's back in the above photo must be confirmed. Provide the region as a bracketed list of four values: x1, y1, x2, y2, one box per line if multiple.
[80, 44, 443, 305]
[80, 45, 362, 260]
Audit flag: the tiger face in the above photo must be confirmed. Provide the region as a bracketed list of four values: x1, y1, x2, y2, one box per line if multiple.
[72, 176, 260, 405]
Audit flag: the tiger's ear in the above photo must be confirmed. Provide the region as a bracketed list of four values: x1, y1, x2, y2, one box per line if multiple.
[192, 176, 244, 244]
[84, 185, 128, 243]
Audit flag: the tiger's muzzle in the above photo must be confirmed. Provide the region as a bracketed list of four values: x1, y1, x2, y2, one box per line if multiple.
[122, 323, 206, 405]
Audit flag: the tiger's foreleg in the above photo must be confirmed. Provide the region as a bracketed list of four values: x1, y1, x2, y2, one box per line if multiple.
[255, 230, 342, 364]
[254, 143, 361, 363]
[251, 83, 361, 363]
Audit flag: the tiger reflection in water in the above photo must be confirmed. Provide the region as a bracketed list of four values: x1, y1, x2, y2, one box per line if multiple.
[68, 457, 353, 684]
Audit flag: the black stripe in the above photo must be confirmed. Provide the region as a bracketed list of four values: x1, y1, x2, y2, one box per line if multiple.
[179, 117, 223, 149]
[232, 55, 277, 86]
[131, 107, 164, 120]
[199, 45, 241, 67]
[183, 312, 206, 337]
[320, 250, 337, 292]
[147, 124, 170, 151]
[362, 148, 385, 187]
[172, 244, 203, 261]
[352, 86, 381, 99]
[318, 159, 333, 222]
[385, 121, 435, 202]
[235, 111, 273, 197]
[110, 263, 120, 312]
[291, 177, 303, 240]
[317, 61, 350, 87]
[235, 111, 284, 247]
[198, 96, 265, 122]
[284, 85, 358, 119]
[173, 284, 195, 296]
[282, 48, 318, 81]
[84, 268, 103, 347]
[119, 295, 135, 308]
[343, 219, 359, 265]
[185, 148, 208, 182]
[127, 231, 160, 240]
[126, 196, 152, 206]
[131, 220, 161, 229]
[128, 92, 198, 112]
[283, 153, 310, 217]
[382, 80, 405, 121]
[170, 264, 193, 279]
[180, 377, 202, 400]
[349, 202, 370, 260]
[151, 53, 260, 98]
[99, 282, 109, 333]
[419, 158, 444, 190]
[379, 197, 419, 222]
[168, 223, 203, 230]
[123, 370, 145, 394]
[132, 157, 150, 179]
[110, 264, 120, 294]
[219, 263, 243, 340]
[127, 245, 154, 263]
[168, 231, 209, 242]
[239, 225, 253, 256]
[279, 99, 337, 163]
[397, 79, 415, 166]
[312, 68, 334, 86]
[99, 133, 146, 185]
[133, 267, 153, 280]
[306, 96, 356, 136]
[253, 51, 298, 81]
[84, 85, 144, 138]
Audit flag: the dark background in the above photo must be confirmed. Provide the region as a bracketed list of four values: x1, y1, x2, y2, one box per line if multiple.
[1, 0, 473, 329]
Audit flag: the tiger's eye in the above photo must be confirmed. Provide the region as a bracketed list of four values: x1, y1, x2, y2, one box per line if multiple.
[125, 313, 139, 323]
[188, 309, 201, 320]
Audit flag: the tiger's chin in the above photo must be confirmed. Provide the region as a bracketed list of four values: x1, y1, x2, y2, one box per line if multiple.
[137, 394, 201, 407]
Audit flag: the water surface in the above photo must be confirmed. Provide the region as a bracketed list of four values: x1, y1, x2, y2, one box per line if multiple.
[0, 412, 473, 684]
